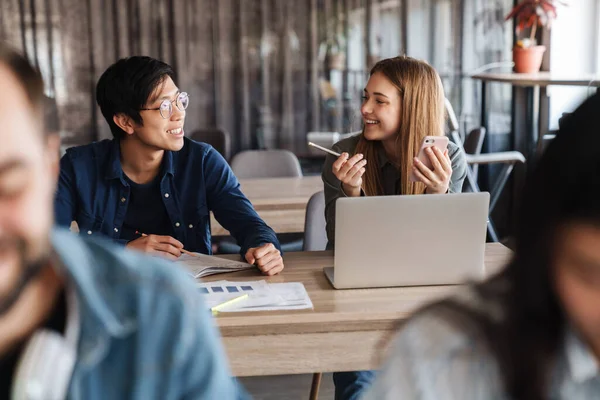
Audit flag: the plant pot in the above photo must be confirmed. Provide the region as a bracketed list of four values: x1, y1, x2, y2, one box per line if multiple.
[512, 45, 546, 73]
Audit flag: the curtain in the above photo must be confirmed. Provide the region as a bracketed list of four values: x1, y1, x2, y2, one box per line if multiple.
[0, 0, 513, 156]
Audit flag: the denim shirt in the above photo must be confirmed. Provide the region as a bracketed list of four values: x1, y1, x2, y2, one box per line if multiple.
[49, 228, 246, 399]
[55, 138, 280, 254]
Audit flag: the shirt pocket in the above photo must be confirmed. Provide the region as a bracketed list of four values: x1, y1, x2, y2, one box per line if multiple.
[76, 212, 104, 237]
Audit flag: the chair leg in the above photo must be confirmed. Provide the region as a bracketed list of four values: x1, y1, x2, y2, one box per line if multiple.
[489, 164, 514, 213]
[309, 373, 322, 400]
[466, 163, 500, 242]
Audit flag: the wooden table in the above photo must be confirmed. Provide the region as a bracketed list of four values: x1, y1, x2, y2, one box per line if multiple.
[472, 72, 600, 157]
[472, 72, 600, 88]
[211, 176, 323, 236]
[205, 243, 512, 376]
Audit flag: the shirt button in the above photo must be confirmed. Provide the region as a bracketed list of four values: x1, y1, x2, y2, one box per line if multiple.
[114, 228, 119, 233]
[121, 197, 126, 203]
[164, 193, 170, 198]
[87, 231, 92, 235]
[188, 224, 193, 228]
[175, 222, 180, 227]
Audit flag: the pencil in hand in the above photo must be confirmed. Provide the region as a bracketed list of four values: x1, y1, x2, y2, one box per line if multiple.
[135, 231, 197, 257]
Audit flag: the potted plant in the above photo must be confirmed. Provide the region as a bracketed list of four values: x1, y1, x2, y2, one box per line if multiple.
[505, 0, 565, 73]
[319, 14, 347, 70]
[323, 34, 346, 70]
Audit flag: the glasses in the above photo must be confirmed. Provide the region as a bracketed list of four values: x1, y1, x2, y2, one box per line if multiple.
[140, 92, 189, 119]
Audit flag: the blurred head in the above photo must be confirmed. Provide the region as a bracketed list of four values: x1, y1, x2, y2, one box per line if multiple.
[510, 92, 600, 355]
[0, 44, 60, 316]
[96, 56, 187, 151]
[356, 56, 445, 195]
[464, 92, 600, 398]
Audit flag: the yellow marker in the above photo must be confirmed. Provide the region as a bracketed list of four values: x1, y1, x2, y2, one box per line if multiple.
[211, 294, 249, 315]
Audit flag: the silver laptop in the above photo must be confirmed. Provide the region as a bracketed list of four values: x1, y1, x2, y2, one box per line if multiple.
[324, 192, 489, 289]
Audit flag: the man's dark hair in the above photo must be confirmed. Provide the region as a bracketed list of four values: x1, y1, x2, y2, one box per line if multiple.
[96, 56, 175, 139]
[0, 42, 45, 128]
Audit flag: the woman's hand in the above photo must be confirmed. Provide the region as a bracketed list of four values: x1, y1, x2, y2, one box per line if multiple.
[332, 153, 367, 197]
[412, 146, 452, 194]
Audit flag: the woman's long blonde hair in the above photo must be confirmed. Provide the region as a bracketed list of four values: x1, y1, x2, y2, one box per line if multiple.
[355, 56, 446, 196]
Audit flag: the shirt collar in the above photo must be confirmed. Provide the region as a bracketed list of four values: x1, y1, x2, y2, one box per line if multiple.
[564, 327, 599, 383]
[104, 139, 176, 181]
[376, 142, 393, 168]
[104, 139, 123, 180]
[51, 229, 135, 339]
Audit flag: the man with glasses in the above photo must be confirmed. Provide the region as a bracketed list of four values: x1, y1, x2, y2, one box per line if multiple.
[55, 56, 284, 275]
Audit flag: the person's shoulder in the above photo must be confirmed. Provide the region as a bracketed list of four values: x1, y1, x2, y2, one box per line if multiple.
[365, 285, 507, 400]
[390, 287, 498, 362]
[64, 139, 114, 160]
[332, 132, 362, 154]
[183, 137, 213, 153]
[447, 140, 467, 171]
[52, 229, 199, 310]
[178, 137, 226, 167]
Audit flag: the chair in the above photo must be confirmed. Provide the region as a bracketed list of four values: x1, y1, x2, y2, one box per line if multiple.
[216, 149, 305, 254]
[230, 149, 303, 179]
[303, 191, 327, 251]
[300, 191, 327, 400]
[462, 127, 486, 180]
[189, 128, 231, 161]
[445, 99, 525, 242]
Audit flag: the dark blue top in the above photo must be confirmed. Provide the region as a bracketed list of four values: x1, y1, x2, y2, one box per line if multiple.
[55, 138, 280, 255]
[119, 171, 174, 242]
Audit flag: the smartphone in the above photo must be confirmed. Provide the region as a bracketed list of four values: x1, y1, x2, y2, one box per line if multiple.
[410, 135, 449, 182]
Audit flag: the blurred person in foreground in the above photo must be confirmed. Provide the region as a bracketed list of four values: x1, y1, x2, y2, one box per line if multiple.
[0, 43, 245, 399]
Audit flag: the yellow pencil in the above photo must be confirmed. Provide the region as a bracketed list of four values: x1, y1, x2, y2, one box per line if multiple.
[210, 293, 249, 315]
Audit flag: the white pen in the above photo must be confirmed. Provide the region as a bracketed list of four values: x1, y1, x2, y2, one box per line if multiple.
[308, 142, 342, 157]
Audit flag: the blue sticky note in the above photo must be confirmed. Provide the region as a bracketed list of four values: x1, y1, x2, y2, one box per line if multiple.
[241, 286, 253, 291]
[226, 286, 239, 293]
[199, 287, 209, 294]
[211, 287, 224, 293]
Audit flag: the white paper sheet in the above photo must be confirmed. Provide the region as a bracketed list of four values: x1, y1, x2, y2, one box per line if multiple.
[198, 280, 313, 312]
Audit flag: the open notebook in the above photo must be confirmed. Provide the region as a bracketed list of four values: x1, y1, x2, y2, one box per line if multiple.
[175, 253, 255, 278]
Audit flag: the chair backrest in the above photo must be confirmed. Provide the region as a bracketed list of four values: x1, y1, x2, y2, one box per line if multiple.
[189, 128, 231, 161]
[303, 191, 327, 251]
[230, 149, 303, 179]
[463, 127, 486, 155]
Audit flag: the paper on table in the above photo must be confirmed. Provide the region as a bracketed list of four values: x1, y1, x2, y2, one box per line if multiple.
[198, 280, 284, 310]
[176, 253, 255, 278]
[235, 282, 313, 311]
[198, 280, 313, 313]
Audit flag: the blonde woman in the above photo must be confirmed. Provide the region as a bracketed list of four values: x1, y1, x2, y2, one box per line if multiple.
[321, 56, 467, 400]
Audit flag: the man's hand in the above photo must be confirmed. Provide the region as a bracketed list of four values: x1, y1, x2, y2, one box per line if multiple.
[126, 234, 184, 260]
[244, 243, 284, 276]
